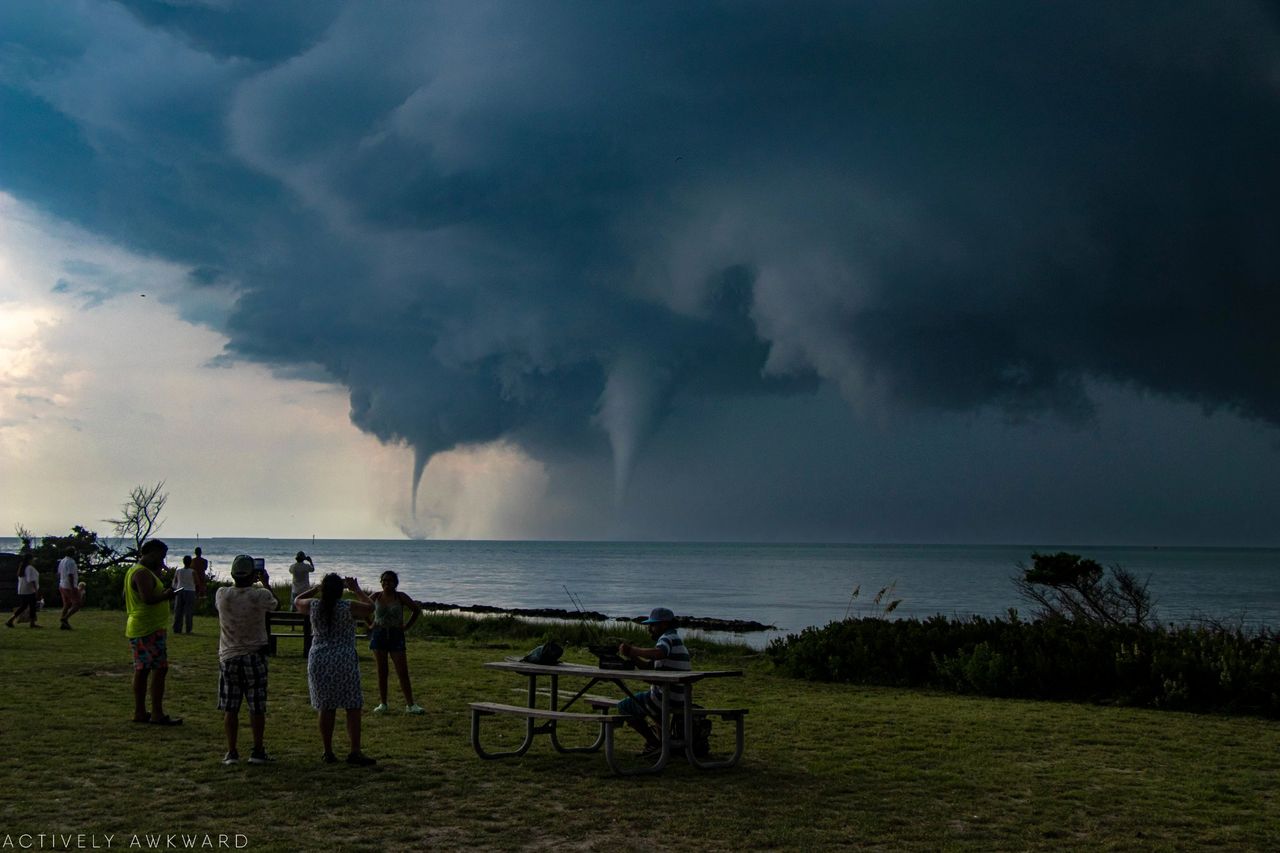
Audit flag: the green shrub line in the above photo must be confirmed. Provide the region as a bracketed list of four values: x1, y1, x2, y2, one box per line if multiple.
[64, 567, 1280, 719]
[766, 613, 1280, 717]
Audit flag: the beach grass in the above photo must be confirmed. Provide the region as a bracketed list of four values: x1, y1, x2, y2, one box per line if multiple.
[1, 610, 1277, 851]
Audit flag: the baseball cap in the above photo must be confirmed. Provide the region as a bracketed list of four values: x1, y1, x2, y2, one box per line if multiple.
[230, 555, 257, 579]
[642, 606, 676, 624]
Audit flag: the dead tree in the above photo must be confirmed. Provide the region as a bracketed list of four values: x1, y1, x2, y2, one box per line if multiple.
[106, 481, 168, 555]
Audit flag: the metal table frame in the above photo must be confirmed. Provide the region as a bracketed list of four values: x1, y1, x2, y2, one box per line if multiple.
[474, 660, 745, 774]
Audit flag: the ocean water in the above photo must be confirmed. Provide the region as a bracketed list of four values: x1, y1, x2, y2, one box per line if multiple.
[7, 538, 1276, 646]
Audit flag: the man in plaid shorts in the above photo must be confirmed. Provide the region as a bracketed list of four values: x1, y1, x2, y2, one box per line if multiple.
[215, 555, 280, 765]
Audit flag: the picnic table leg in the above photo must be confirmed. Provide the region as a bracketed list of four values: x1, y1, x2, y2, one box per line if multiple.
[685, 711, 746, 770]
[543, 673, 605, 753]
[604, 717, 667, 775]
[681, 685, 746, 771]
[604, 690, 670, 775]
[470, 707, 540, 759]
[470, 675, 541, 760]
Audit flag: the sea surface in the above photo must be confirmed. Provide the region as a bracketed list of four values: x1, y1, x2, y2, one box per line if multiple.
[4, 538, 1277, 647]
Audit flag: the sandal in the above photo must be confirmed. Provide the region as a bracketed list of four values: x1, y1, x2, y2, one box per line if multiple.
[131, 714, 152, 724]
[150, 715, 183, 726]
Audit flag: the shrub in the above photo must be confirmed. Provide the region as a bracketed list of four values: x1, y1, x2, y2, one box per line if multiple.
[766, 615, 1280, 717]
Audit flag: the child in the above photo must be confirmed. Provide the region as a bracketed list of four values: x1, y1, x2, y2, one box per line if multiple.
[616, 606, 691, 756]
[368, 571, 425, 714]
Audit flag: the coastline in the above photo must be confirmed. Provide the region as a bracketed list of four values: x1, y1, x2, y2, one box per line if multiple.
[413, 599, 777, 633]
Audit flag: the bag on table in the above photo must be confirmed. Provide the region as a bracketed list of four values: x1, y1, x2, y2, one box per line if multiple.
[520, 640, 563, 665]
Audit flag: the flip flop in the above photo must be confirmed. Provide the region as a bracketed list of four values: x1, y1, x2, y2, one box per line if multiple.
[150, 715, 183, 726]
[131, 715, 152, 724]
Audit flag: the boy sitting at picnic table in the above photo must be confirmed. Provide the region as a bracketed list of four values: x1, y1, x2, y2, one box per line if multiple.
[616, 606, 692, 757]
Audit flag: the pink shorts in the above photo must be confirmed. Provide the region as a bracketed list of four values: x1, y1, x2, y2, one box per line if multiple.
[60, 586, 82, 607]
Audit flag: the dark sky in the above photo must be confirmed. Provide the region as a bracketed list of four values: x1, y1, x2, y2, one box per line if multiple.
[3, 1, 1279, 543]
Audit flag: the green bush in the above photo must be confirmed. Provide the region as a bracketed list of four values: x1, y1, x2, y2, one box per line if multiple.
[766, 615, 1280, 717]
[83, 564, 128, 609]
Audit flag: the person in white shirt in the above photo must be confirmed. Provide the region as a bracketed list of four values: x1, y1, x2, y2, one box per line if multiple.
[57, 549, 82, 630]
[215, 555, 280, 765]
[289, 552, 315, 610]
[6, 551, 41, 629]
[172, 554, 198, 634]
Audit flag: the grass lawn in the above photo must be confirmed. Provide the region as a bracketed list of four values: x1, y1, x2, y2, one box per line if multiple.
[1, 610, 1277, 851]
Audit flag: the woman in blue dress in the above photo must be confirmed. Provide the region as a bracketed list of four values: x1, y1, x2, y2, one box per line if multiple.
[295, 573, 376, 765]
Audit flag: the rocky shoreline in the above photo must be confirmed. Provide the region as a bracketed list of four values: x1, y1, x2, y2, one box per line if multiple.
[414, 600, 776, 633]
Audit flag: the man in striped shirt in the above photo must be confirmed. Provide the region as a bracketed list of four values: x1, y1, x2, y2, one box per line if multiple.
[617, 607, 692, 756]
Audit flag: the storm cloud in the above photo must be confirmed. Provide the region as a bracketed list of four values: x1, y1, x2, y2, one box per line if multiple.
[3, 1, 1279, 538]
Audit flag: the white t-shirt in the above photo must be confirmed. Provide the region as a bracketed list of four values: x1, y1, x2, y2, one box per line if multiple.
[57, 556, 78, 589]
[173, 566, 196, 592]
[215, 585, 279, 662]
[289, 561, 314, 595]
[16, 565, 39, 595]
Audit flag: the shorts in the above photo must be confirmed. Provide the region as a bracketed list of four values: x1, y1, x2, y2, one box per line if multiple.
[128, 629, 168, 671]
[59, 586, 82, 607]
[369, 626, 406, 653]
[218, 653, 269, 714]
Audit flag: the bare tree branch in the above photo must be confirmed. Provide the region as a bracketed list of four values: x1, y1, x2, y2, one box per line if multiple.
[105, 481, 168, 554]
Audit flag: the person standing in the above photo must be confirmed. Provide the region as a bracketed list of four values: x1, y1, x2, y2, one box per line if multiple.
[369, 571, 424, 715]
[124, 539, 181, 725]
[215, 555, 280, 765]
[56, 549, 82, 629]
[288, 552, 314, 610]
[295, 574, 376, 765]
[172, 555, 198, 634]
[191, 547, 210, 608]
[193, 566, 207, 612]
[5, 551, 41, 629]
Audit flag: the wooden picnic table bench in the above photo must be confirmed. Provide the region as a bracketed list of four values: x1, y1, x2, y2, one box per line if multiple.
[264, 610, 367, 656]
[583, 696, 748, 723]
[472, 660, 747, 775]
[469, 701, 636, 759]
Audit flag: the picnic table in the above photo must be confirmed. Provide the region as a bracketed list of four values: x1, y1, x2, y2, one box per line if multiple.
[470, 660, 746, 775]
[263, 609, 368, 655]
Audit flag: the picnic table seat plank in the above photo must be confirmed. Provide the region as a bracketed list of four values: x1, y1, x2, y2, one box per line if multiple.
[471, 702, 633, 723]
[469, 702, 634, 760]
[584, 696, 748, 718]
[515, 688, 620, 709]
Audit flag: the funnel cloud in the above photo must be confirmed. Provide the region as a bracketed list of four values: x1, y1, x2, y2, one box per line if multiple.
[3, 2, 1279, 541]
